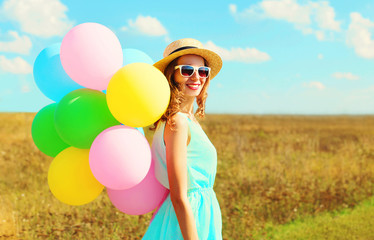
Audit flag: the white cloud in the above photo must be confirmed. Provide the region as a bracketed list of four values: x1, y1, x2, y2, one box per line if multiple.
[125, 15, 168, 37]
[204, 41, 271, 63]
[318, 53, 323, 59]
[0, 89, 13, 96]
[164, 35, 172, 44]
[1, 0, 74, 38]
[231, 0, 341, 41]
[312, 2, 340, 31]
[346, 12, 374, 59]
[0, 31, 32, 55]
[0, 55, 32, 74]
[332, 72, 360, 80]
[21, 84, 31, 93]
[303, 81, 325, 90]
[261, 92, 270, 99]
[315, 30, 325, 41]
[229, 4, 237, 14]
[260, 0, 311, 25]
[19, 78, 31, 93]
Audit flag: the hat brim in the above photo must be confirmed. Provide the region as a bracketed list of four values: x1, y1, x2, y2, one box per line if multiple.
[153, 48, 222, 80]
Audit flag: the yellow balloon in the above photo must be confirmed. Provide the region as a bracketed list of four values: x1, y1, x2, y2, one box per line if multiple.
[48, 147, 104, 206]
[106, 63, 170, 127]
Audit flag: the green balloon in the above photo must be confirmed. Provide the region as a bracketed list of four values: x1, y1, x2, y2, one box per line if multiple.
[31, 103, 70, 157]
[55, 88, 120, 149]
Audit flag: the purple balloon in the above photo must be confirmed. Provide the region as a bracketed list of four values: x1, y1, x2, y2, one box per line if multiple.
[107, 160, 169, 215]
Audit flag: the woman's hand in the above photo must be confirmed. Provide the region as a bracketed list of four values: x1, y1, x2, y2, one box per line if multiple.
[164, 113, 199, 240]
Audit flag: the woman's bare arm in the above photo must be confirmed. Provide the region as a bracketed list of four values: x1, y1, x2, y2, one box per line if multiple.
[164, 114, 199, 240]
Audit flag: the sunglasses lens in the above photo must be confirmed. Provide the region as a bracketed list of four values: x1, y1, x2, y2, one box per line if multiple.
[180, 66, 194, 77]
[198, 67, 210, 78]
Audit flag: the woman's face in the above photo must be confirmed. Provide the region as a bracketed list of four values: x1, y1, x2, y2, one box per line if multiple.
[174, 54, 208, 97]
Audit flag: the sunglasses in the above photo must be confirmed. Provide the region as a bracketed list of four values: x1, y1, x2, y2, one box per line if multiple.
[174, 65, 211, 78]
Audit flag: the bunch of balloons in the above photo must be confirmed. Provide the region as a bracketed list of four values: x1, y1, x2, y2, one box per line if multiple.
[31, 22, 170, 215]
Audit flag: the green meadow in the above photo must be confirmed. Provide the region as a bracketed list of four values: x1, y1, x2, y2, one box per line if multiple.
[257, 196, 374, 240]
[1, 113, 374, 239]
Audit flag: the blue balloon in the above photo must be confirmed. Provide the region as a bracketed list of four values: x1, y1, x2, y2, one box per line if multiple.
[119, 123, 145, 136]
[33, 43, 83, 102]
[123, 48, 154, 66]
[136, 127, 145, 136]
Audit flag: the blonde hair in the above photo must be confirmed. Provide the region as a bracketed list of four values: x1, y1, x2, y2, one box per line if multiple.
[151, 56, 210, 130]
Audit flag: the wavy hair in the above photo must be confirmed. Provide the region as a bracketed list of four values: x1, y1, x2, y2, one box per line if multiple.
[151, 56, 210, 131]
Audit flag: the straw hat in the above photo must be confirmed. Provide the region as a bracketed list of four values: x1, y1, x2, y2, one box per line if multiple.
[153, 38, 222, 80]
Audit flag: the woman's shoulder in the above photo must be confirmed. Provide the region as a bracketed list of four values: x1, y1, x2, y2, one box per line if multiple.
[166, 112, 189, 130]
[164, 112, 191, 146]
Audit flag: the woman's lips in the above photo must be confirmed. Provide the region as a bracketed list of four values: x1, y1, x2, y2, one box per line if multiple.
[186, 83, 200, 90]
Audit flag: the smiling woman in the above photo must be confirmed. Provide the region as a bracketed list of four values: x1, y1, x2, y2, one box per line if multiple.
[174, 56, 208, 96]
[142, 38, 223, 240]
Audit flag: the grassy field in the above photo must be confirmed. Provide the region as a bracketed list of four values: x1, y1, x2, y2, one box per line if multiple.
[260, 196, 374, 240]
[1, 113, 374, 239]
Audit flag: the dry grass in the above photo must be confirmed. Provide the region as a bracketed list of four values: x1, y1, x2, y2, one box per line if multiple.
[1, 113, 374, 239]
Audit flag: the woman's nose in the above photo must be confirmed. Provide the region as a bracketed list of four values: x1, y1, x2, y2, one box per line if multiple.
[191, 70, 199, 81]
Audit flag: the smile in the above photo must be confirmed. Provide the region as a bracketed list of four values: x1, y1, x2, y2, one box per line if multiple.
[186, 84, 200, 90]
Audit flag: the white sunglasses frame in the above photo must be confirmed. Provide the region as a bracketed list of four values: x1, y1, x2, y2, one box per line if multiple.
[174, 65, 211, 78]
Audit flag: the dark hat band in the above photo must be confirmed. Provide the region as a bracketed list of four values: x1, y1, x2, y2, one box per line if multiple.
[168, 46, 198, 56]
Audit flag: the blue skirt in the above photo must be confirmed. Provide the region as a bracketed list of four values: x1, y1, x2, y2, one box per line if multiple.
[142, 187, 222, 240]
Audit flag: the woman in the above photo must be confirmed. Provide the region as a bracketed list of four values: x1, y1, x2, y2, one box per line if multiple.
[142, 38, 223, 240]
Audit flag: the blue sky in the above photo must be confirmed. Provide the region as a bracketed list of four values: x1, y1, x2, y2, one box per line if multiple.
[0, 0, 373, 114]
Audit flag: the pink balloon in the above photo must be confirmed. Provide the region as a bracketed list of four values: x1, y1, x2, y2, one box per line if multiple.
[60, 22, 123, 90]
[89, 125, 151, 190]
[107, 159, 169, 215]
